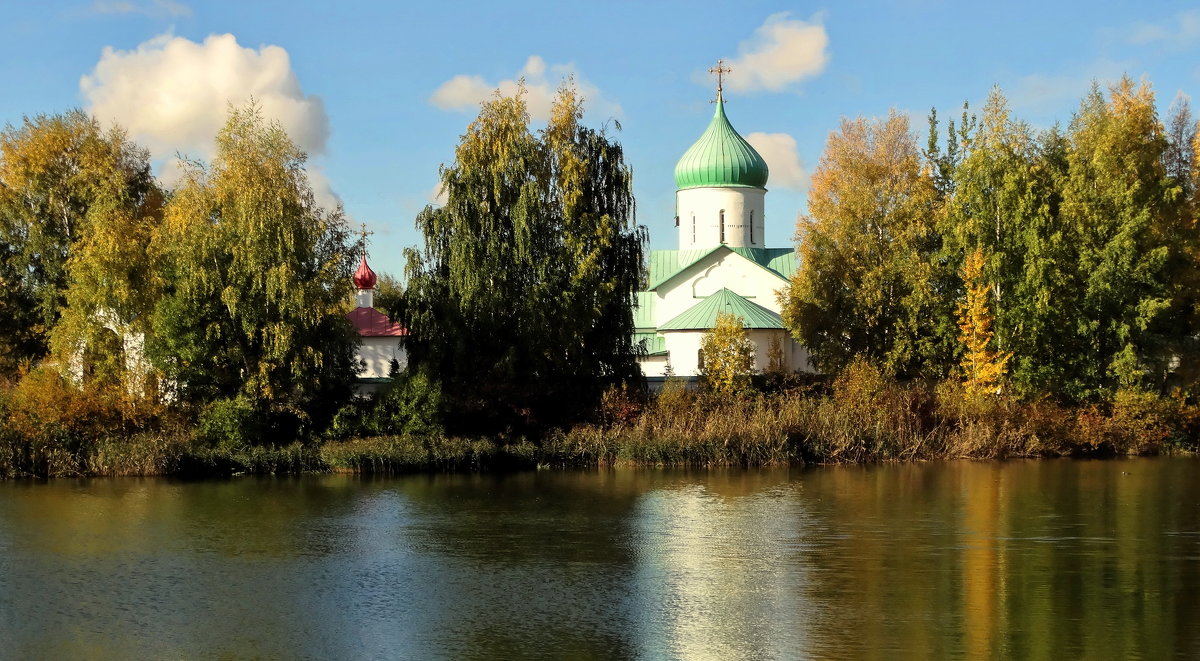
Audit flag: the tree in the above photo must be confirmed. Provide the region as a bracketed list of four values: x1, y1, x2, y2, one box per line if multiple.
[401, 83, 645, 432]
[149, 104, 358, 438]
[1059, 78, 1194, 396]
[942, 88, 1077, 396]
[957, 248, 1010, 397]
[373, 272, 404, 315]
[781, 111, 942, 377]
[698, 312, 755, 395]
[1164, 94, 1195, 188]
[0, 111, 159, 374]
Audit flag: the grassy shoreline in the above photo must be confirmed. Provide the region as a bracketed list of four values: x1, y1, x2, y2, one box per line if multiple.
[3, 381, 1197, 479]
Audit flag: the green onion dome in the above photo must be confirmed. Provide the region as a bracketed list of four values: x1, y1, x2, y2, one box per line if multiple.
[673, 98, 769, 190]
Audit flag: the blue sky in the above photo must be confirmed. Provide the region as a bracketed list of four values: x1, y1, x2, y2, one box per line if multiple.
[4, 1, 1200, 277]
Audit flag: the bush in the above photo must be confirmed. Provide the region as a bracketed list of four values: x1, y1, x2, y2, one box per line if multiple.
[327, 369, 444, 439]
[596, 383, 644, 426]
[196, 396, 262, 450]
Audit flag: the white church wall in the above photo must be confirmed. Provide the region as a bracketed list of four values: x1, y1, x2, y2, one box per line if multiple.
[358, 337, 406, 379]
[676, 187, 766, 249]
[649, 330, 811, 378]
[789, 336, 813, 373]
[661, 331, 705, 376]
[746, 329, 776, 372]
[745, 330, 814, 373]
[654, 251, 790, 326]
[639, 354, 670, 378]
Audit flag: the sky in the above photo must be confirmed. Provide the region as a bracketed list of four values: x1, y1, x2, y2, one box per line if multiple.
[3, 1, 1200, 277]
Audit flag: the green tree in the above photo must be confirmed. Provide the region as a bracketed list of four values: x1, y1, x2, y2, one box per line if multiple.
[781, 111, 942, 377]
[401, 83, 645, 432]
[942, 88, 1077, 396]
[373, 272, 404, 315]
[0, 110, 159, 374]
[149, 104, 358, 439]
[1060, 78, 1194, 396]
[698, 311, 755, 395]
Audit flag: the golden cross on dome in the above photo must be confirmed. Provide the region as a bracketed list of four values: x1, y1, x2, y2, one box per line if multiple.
[709, 59, 732, 102]
[359, 223, 374, 258]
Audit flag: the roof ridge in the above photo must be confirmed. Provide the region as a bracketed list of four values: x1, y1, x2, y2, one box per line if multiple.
[646, 245, 795, 291]
[657, 287, 784, 331]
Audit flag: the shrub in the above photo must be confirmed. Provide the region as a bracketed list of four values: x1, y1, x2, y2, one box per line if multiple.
[195, 396, 262, 450]
[327, 369, 444, 439]
[698, 312, 755, 395]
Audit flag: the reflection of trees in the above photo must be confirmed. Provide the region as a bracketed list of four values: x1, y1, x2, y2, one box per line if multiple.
[2, 477, 373, 658]
[329, 470, 655, 659]
[3, 461, 1200, 658]
[796, 459, 1200, 659]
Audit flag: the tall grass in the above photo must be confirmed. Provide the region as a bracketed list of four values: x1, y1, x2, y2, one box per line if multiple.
[320, 435, 537, 473]
[550, 363, 1200, 468]
[2, 360, 1197, 479]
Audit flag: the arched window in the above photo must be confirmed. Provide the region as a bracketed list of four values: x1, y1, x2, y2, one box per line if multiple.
[719, 210, 726, 243]
[749, 210, 754, 243]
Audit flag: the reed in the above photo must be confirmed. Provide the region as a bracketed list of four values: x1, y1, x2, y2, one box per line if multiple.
[321, 435, 538, 474]
[2, 364, 1196, 479]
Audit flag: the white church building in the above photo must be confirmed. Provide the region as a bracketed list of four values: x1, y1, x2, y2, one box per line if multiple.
[346, 253, 407, 394]
[634, 88, 811, 381]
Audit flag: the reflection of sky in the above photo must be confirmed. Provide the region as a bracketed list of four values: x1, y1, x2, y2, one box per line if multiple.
[628, 475, 821, 659]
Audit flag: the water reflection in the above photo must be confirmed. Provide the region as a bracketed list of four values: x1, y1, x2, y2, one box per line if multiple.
[0, 459, 1198, 659]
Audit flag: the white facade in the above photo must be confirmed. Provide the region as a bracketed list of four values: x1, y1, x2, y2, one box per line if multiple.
[635, 93, 812, 380]
[676, 187, 766, 249]
[654, 250, 786, 323]
[348, 266, 409, 393]
[358, 336, 405, 379]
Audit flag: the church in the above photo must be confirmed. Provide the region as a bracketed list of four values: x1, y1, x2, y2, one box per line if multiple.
[345, 74, 809, 388]
[346, 252, 406, 394]
[634, 81, 811, 382]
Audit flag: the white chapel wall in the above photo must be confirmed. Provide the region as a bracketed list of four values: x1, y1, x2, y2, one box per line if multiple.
[653, 251, 790, 326]
[676, 187, 766, 249]
[358, 337, 406, 379]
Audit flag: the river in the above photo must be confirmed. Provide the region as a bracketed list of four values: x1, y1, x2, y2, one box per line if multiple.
[2, 457, 1198, 659]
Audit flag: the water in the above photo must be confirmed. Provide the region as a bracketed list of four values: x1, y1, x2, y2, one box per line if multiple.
[1, 458, 1198, 659]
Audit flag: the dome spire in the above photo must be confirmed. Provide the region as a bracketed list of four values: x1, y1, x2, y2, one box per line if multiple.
[353, 223, 378, 307]
[709, 59, 731, 103]
[673, 64, 769, 191]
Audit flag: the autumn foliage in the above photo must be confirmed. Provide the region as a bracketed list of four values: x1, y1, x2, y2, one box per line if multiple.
[957, 248, 1011, 398]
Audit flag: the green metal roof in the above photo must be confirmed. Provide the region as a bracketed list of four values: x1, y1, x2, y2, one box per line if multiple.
[658, 288, 785, 331]
[633, 291, 657, 330]
[634, 332, 669, 356]
[674, 98, 769, 190]
[646, 246, 797, 290]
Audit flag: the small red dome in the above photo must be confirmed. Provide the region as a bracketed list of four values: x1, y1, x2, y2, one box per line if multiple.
[352, 255, 377, 290]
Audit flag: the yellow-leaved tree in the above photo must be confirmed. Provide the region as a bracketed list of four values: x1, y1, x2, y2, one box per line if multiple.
[957, 247, 1011, 397]
[699, 312, 755, 395]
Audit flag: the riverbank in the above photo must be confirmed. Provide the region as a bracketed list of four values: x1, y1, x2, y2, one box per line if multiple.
[3, 377, 1197, 478]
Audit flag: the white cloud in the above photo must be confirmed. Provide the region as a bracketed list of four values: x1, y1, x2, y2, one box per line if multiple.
[1128, 10, 1200, 49]
[82, 33, 329, 158]
[429, 55, 621, 121]
[81, 32, 339, 209]
[746, 132, 807, 192]
[721, 12, 829, 94]
[91, 0, 192, 17]
[427, 181, 448, 207]
[304, 166, 342, 214]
